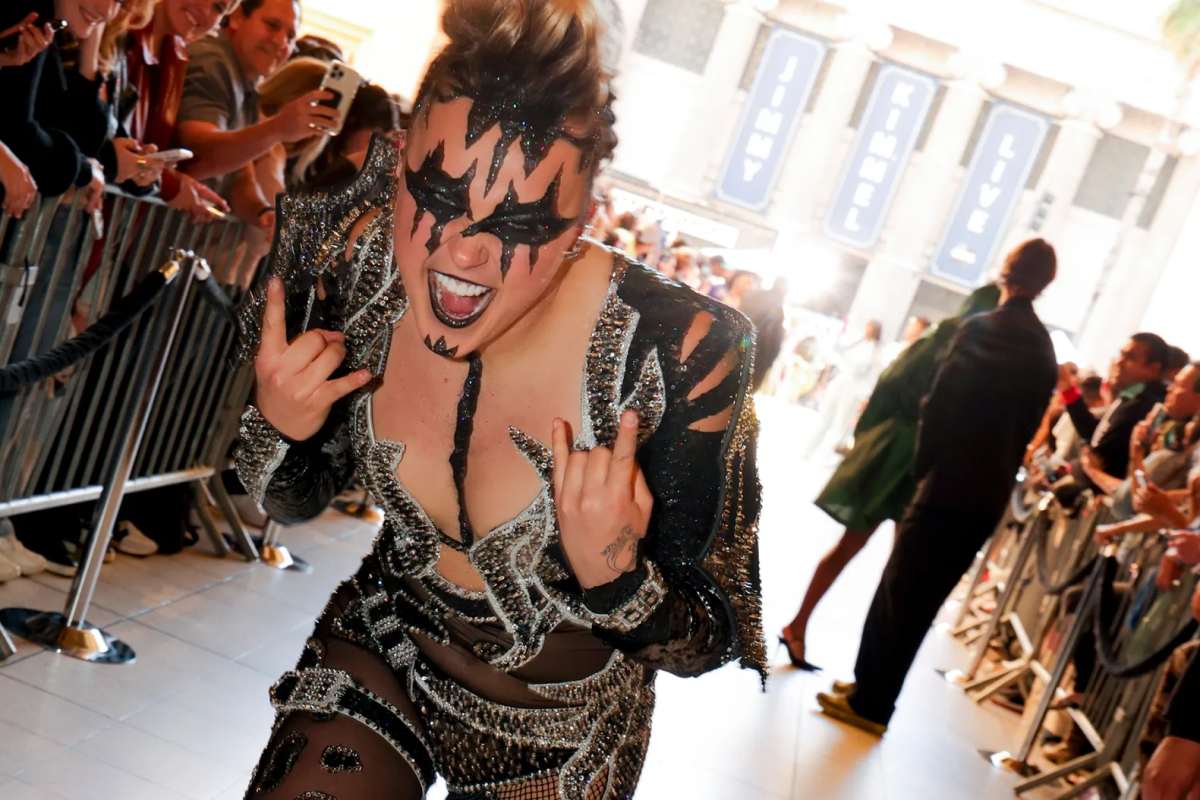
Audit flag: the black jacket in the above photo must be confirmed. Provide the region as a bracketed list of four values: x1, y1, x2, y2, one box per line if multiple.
[1065, 378, 1167, 488]
[912, 296, 1057, 518]
[1168, 645, 1200, 743]
[0, 0, 109, 196]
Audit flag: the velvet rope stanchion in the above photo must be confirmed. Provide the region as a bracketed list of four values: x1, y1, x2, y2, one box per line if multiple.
[0, 262, 180, 393]
[1034, 509, 1099, 596]
[1092, 555, 1199, 680]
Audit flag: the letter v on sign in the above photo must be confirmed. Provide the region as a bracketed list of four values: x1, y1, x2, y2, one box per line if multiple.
[979, 184, 1002, 209]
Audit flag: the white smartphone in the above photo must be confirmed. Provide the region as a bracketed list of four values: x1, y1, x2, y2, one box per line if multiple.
[1134, 469, 1148, 490]
[142, 148, 194, 164]
[318, 61, 362, 135]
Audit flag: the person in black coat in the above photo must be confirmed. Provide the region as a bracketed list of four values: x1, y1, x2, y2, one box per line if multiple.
[1143, 591, 1200, 800]
[817, 238, 1060, 735]
[0, 0, 112, 202]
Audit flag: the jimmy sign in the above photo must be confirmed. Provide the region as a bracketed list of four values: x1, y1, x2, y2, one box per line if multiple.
[715, 27, 827, 212]
[930, 103, 1050, 287]
[823, 64, 937, 250]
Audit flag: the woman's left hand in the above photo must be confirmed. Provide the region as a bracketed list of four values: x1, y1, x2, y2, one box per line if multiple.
[552, 410, 654, 590]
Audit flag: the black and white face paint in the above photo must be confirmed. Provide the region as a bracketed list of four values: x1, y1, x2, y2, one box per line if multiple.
[395, 96, 592, 359]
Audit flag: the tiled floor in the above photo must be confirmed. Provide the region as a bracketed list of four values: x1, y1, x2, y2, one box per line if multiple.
[0, 399, 1054, 799]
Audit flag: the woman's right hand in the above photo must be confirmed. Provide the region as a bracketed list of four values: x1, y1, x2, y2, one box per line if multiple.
[168, 173, 229, 224]
[0, 142, 37, 218]
[0, 14, 55, 69]
[254, 276, 372, 441]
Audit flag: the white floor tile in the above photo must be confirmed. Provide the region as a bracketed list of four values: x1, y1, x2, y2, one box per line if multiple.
[75, 721, 243, 800]
[0, 674, 113, 747]
[123, 698, 269, 774]
[17, 748, 190, 800]
[0, 778, 67, 799]
[0, 718, 65, 777]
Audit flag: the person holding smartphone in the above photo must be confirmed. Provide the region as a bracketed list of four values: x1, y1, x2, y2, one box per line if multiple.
[0, 0, 116, 208]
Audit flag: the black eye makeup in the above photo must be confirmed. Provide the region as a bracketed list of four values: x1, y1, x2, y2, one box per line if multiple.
[404, 142, 476, 255]
[460, 170, 577, 278]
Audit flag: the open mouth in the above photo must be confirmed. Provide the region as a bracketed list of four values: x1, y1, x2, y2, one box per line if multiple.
[428, 270, 495, 329]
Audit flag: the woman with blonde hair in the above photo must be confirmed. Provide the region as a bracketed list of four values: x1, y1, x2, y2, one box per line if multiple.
[235, 0, 764, 797]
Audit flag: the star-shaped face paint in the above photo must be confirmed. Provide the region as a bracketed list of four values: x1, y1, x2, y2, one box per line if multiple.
[405, 142, 477, 255]
[460, 170, 578, 278]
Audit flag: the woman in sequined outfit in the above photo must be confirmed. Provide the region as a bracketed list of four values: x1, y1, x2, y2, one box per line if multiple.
[235, 1, 765, 798]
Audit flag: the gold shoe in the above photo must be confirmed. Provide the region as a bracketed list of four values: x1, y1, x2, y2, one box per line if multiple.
[831, 680, 855, 695]
[817, 692, 887, 737]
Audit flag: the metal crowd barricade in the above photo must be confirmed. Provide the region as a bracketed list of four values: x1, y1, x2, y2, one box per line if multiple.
[0, 188, 264, 663]
[1011, 536, 1199, 799]
[958, 493, 1103, 714]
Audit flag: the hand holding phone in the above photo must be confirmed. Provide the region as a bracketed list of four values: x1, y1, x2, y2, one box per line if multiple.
[141, 148, 193, 164]
[318, 61, 362, 136]
[1135, 469, 1148, 490]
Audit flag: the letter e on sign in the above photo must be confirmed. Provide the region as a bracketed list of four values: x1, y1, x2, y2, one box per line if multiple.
[967, 209, 989, 234]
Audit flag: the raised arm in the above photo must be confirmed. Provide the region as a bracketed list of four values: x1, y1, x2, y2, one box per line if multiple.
[554, 301, 765, 681]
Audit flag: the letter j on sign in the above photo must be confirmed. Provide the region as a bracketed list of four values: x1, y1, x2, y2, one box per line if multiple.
[714, 28, 827, 213]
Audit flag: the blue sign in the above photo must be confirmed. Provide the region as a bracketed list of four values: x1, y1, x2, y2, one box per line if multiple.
[823, 64, 937, 250]
[714, 28, 827, 212]
[931, 103, 1050, 287]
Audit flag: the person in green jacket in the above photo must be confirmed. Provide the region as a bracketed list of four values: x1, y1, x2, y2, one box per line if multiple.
[780, 283, 1002, 670]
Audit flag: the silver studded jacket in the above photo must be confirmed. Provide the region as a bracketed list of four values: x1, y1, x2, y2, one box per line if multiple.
[234, 137, 765, 797]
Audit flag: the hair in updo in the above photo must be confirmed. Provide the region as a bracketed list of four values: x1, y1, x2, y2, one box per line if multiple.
[415, 0, 618, 171]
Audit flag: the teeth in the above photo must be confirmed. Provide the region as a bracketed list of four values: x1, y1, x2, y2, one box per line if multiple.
[435, 272, 489, 298]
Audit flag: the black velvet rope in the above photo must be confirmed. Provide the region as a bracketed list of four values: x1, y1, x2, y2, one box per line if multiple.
[0, 269, 171, 393]
[1092, 555, 1199, 680]
[195, 275, 237, 326]
[1033, 508, 1097, 595]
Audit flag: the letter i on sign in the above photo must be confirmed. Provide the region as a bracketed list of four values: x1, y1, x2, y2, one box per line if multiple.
[779, 56, 798, 82]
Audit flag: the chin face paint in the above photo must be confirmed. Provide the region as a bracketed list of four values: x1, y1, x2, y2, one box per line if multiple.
[424, 335, 459, 358]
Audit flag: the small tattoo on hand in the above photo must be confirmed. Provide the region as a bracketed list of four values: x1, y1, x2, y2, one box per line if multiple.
[601, 525, 639, 573]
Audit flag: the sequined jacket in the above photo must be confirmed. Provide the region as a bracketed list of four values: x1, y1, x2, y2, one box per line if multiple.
[235, 138, 766, 683]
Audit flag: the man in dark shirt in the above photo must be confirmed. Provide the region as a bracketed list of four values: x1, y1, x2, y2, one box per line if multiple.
[1143, 596, 1200, 800]
[817, 239, 1060, 735]
[176, 0, 338, 212]
[1060, 333, 1169, 497]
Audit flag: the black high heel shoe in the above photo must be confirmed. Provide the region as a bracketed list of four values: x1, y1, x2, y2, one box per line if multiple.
[778, 633, 822, 672]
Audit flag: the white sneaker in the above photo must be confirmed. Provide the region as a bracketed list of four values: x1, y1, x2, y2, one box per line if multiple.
[114, 521, 159, 557]
[0, 551, 20, 582]
[0, 532, 47, 576]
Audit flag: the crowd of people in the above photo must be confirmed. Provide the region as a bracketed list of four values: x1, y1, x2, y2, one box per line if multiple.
[0, 0, 1198, 797]
[0, 0, 405, 250]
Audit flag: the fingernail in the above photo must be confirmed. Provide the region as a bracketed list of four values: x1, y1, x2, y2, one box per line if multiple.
[552, 419, 560, 432]
[358, 371, 371, 384]
[622, 411, 637, 427]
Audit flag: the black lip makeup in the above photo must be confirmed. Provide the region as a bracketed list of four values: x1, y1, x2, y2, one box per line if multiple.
[427, 270, 496, 329]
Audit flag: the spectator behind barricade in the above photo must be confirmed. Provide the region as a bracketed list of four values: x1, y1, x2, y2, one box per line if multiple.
[291, 33, 342, 63]
[882, 316, 932, 366]
[307, 83, 402, 189]
[0, 0, 116, 212]
[175, 0, 339, 226]
[634, 217, 662, 268]
[64, 0, 168, 198]
[724, 269, 759, 311]
[742, 278, 787, 393]
[1167, 345, 1192, 384]
[0, 141, 37, 219]
[1057, 333, 1170, 506]
[1027, 370, 1104, 476]
[1142, 640, 1200, 800]
[98, 0, 237, 221]
[673, 248, 701, 290]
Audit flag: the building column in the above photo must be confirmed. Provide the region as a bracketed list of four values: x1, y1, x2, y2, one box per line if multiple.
[1027, 119, 1101, 242]
[844, 74, 991, 340]
[661, 0, 764, 200]
[1076, 150, 1200, 366]
[768, 38, 879, 229]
